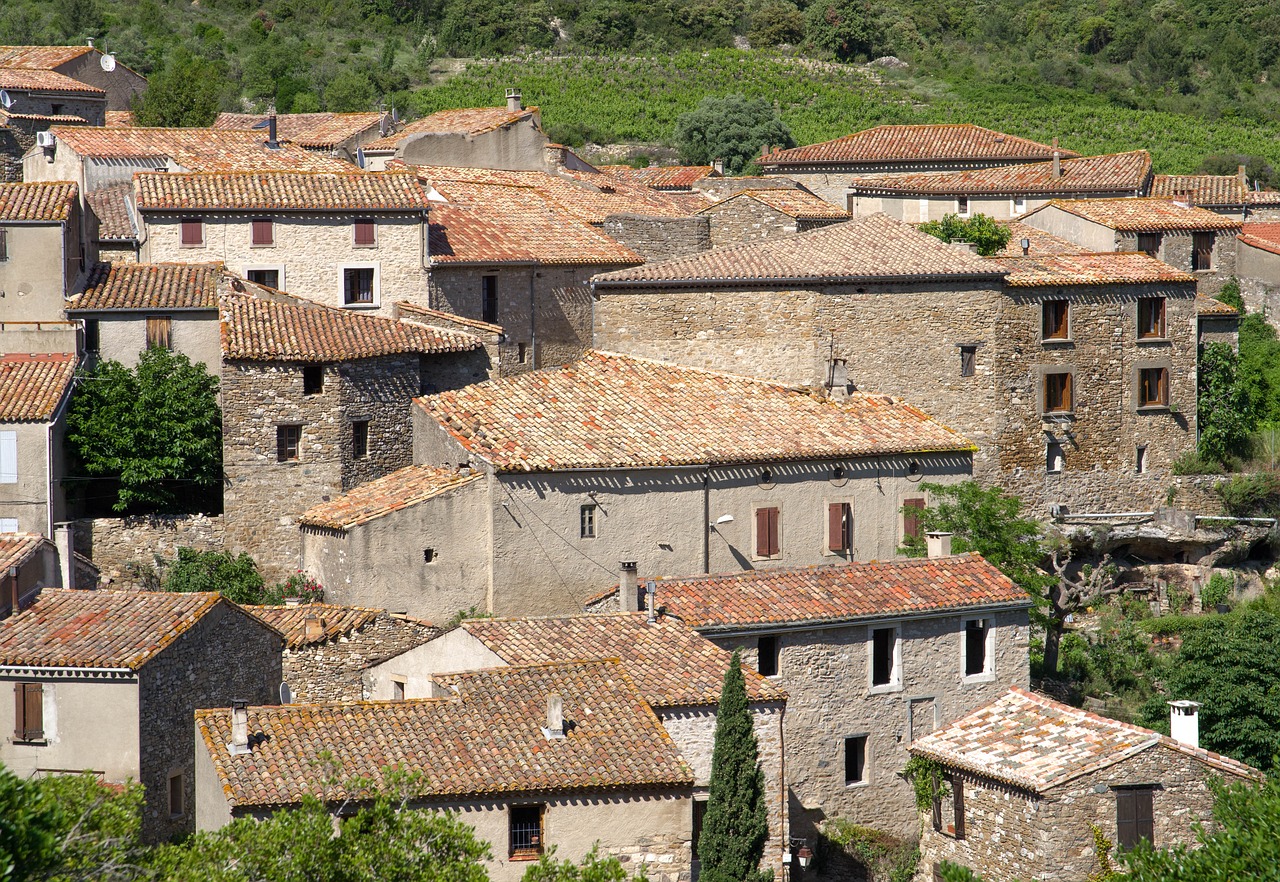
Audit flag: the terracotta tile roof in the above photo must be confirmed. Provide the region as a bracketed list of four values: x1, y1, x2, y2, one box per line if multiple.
[0, 534, 47, 575]
[69, 262, 220, 311]
[595, 554, 1029, 631]
[0, 181, 77, 222]
[244, 602, 382, 648]
[601, 165, 718, 190]
[220, 285, 481, 363]
[47, 127, 357, 172]
[213, 112, 383, 149]
[299, 466, 481, 529]
[1246, 188, 1280, 205]
[428, 203, 640, 266]
[593, 213, 1003, 287]
[104, 110, 134, 126]
[85, 184, 137, 239]
[1000, 252, 1196, 287]
[1237, 222, 1280, 256]
[701, 188, 850, 220]
[363, 106, 540, 152]
[0, 108, 87, 125]
[991, 222, 1086, 257]
[419, 165, 695, 223]
[133, 170, 429, 212]
[764, 124, 1076, 168]
[847, 151, 1152, 197]
[1197, 294, 1239, 317]
[0, 46, 94, 69]
[196, 659, 693, 807]
[0, 68, 103, 95]
[910, 686, 1260, 793]
[417, 350, 974, 473]
[1027, 198, 1241, 232]
[0, 589, 226, 669]
[460, 614, 786, 708]
[0, 353, 76, 422]
[1150, 174, 1248, 207]
[395, 302, 504, 336]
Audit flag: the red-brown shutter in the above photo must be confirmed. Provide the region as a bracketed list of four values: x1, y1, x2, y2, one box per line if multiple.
[767, 508, 780, 556]
[15, 682, 42, 741]
[755, 508, 770, 557]
[354, 220, 376, 246]
[904, 498, 925, 540]
[828, 503, 844, 552]
[252, 219, 273, 246]
[180, 219, 203, 246]
[953, 776, 965, 840]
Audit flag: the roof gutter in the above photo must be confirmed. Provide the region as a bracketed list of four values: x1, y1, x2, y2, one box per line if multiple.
[688, 599, 1035, 638]
[489, 447, 977, 475]
[0, 664, 135, 679]
[592, 272, 1007, 291]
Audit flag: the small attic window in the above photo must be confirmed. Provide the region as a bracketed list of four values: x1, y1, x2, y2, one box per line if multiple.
[423, 548, 436, 563]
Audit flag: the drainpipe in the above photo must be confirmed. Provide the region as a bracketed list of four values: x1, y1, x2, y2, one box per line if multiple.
[528, 270, 537, 369]
[702, 467, 711, 573]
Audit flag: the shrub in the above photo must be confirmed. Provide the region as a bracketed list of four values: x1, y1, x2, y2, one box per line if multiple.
[822, 820, 919, 882]
[749, 3, 806, 47]
[1215, 277, 1245, 313]
[918, 213, 1011, 257]
[1202, 573, 1233, 610]
[1171, 450, 1225, 475]
[163, 548, 266, 604]
[1198, 342, 1253, 465]
[1217, 473, 1280, 517]
[673, 94, 794, 174]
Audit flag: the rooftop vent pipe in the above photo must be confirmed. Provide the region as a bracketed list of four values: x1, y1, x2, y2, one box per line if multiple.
[620, 561, 639, 613]
[228, 699, 252, 755]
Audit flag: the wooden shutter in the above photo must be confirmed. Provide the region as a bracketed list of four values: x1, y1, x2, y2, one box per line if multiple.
[756, 507, 780, 557]
[180, 219, 202, 246]
[14, 682, 42, 741]
[354, 220, 376, 246]
[767, 508, 780, 556]
[252, 219, 273, 246]
[952, 776, 965, 840]
[145, 316, 172, 350]
[0, 228, 7, 261]
[930, 776, 942, 831]
[903, 498, 925, 540]
[828, 502, 852, 552]
[1117, 787, 1155, 848]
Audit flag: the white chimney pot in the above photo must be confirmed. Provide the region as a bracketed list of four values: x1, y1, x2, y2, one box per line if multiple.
[1168, 700, 1200, 749]
[926, 531, 953, 558]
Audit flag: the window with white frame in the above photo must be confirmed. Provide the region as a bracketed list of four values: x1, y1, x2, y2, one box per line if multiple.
[869, 625, 900, 691]
[1012, 196, 1027, 215]
[962, 618, 994, 681]
[956, 196, 970, 217]
[341, 264, 379, 307]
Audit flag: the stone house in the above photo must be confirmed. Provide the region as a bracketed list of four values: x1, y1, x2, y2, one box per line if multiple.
[362, 95, 547, 172]
[697, 187, 850, 248]
[0, 533, 63, 613]
[300, 349, 975, 621]
[194, 660, 696, 882]
[212, 112, 384, 164]
[244, 601, 438, 703]
[1196, 294, 1239, 350]
[0, 588, 283, 840]
[600, 164, 720, 193]
[910, 687, 1261, 882]
[589, 551, 1032, 841]
[0, 45, 147, 112]
[0, 352, 75, 537]
[1230, 223, 1280, 315]
[761, 124, 1077, 206]
[592, 214, 1201, 514]
[1150, 171, 1280, 221]
[364, 612, 789, 876]
[845, 150, 1152, 222]
[0, 181, 81, 322]
[133, 170, 433, 315]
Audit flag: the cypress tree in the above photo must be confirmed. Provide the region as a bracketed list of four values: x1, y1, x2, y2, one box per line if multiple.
[698, 649, 770, 882]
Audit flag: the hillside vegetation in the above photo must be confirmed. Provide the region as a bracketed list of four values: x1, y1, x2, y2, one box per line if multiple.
[5, 0, 1280, 173]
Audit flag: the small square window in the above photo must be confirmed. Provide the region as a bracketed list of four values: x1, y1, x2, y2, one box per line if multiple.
[959, 345, 976, 377]
[352, 420, 369, 459]
[145, 315, 172, 350]
[423, 547, 436, 563]
[1192, 232, 1213, 271]
[391, 678, 406, 700]
[1046, 441, 1064, 473]
[1137, 233, 1162, 257]
[1042, 300, 1069, 340]
[1012, 196, 1027, 216]
[509, 804, 544, 858]
[302, 365, 323, 395]
[353, 219, 377, 247]
[871, 627, 897, 687]
[956, 196, 970, 217]
[168, 771, 184, 818]
[252, 218, 274, 247]
[580, 503, 597, 539]
[1138, 298, 1166, 339]
[180, 218, 204, 246]
[344, 267, 376, 305]
[964, 619, 989, 677]
[277, 425, 301, 462]
[844, 735, 867, 784]
[1044, 372, 1073, 413]
[1139, 367, 1169, 408]
[758, 634, 780, 677]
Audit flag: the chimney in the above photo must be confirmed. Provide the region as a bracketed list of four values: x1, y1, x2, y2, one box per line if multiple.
[1168, 700, 1200, 748]
[228, 699, 251, 755]
[266, 113, 278, 150]
[645, 579, 657, 624]
[6, 566, 18, 617]
[762, 144, 770, 159]
[541, 693, 565, 740]
[951, 241, 979, 255]
[926, 531, 953, 558]
[1021, 237, 1031, 256]
[284, 595, 301, 608]
[506, 88, 522, 112]
[620, 561, 639, 613]
[303, 613, 324, 642]
[712, 158, 724, 175]
[86, 38, 94, 49]
[1239, 164, 1248, 187]
[54, 522, 74, 589]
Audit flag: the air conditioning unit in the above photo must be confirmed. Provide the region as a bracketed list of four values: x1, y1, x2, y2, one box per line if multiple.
[35, 131, 55, 149]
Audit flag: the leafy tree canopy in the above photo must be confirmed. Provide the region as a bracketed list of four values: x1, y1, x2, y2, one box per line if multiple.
[918, 214, 1012, 257]
[1198, 341, 1253, 466]
[132, 48, 226, 126]
[674, 95, 794, 174]
[518, 846, 637, 882]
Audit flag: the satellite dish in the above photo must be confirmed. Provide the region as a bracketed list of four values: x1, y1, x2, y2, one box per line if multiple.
[279, 682, 293, 705]
[0, 91, 12, 110]
[100, 54, 116, 72]
[356, 146, 366, 169]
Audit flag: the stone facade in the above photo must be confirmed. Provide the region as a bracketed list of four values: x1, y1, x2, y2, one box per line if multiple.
[73, 514, 225, 588]
[281, 611, 438, 703]
[917, 742, 1252, 882]
[602, 214, 711, 262]
[699, 197, 844, 248]
[593, 279, 1198, 516]
[707, 609, 1030, 841]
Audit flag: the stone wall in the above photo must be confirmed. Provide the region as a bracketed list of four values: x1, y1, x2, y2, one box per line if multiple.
[702, 197, 801, 248]
[917, 742, 1252, 882]
[282, 611, 438, 703]
[0, 125, 35, 183]
[74, 514, 225, 589]
[602, 214, 711, 262]
[1115, 228, 1238, 288]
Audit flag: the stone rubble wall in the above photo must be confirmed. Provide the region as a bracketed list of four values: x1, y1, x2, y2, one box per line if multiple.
[602, 214, 711, 262]
[282, 612, 438, 704]
[73, 514, 225, 589]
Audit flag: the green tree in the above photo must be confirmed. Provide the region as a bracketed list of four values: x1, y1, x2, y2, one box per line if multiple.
[163, 548, 266, 604]
[1198, 341, 1253, 465]
[918, 213, 1011, 257]
[699, 650, 769, 882]
[65, 348, 222, 514]
[326, 70, 378, 112]
[1215, 277, 1245, 313]
[673, 95, 794, 175]
[132, 48, 224, 126]
[749, 3, 805, 48]
[519, 846, 633, 882]
[804, 0, 883, 62]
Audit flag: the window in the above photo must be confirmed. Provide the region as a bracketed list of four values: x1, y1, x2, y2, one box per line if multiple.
[50, 103, 63, 116]
[1139, 367, 1169, 408]
[871, 627, 897, 688]
[1136, 445, 1148, 474]
[844, 735, 868, 785]
[964, 619, 990, 677]
[959, 345, 976, 377]
[353, 219, 376, 247]
[902, 498, 925, 542]
[302, 365, 323, 395]
[1137, 232, 1161, 257]
[0, 431, 16, 484]
[180, 218, 203, 246]
[1138, 298, 1166, 339]
[391, 678, 406, 700]
[1115, 787, 1155, 850]
[509, 804, 544, 859]
[251, 218, 274, 247]
[482, 276, 498, 324]
[1012, 196, 1027, 216]
[83, 319, 100, 353]
[168, 771, 184, 818]
[828, 501, 853, 554]
[352, 420, 369, 459]
[1192, 232, 1214, 271]
[13, 682, 43, 742]
[422, 548, 436, 563]
[343, 267, 375, 305]
[246, 268, 280, 288]
[517, 342, 527, 364]
[580, 503, 597, 539]
[1044, 372, 1073, 413]
[956, 196, 970, 217]
[758, 635, 780, 677]
[145, 315, 172, 350]
[0, 227, 8, 261]
[755, 506, 781, 558]
[276, 425, 301, 462]
[1042, 300, 1069, 340]
[1046, 441, 1064, 474]
[692, 800, 708, 859]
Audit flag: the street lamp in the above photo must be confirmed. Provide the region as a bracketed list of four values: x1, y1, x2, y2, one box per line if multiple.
[787, 838, 813, 877]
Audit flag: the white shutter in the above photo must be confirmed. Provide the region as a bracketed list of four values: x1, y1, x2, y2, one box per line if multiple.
[0, 432, 15, 484]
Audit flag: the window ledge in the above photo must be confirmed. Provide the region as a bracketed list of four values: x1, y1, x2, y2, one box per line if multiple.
[844, 781, 868, 789]
[11, 738, 48, 746]
[867, 683, 902, 696]
[1137, 337, 1171, 345]
[1041, 411, 1075, 421]
[509, 852, 543, 862]
[341, 303, 380, 310]
[962, 672, 997, 685]
[1136, 405, 1171, 414]
[1041, 338, 1074, 346]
